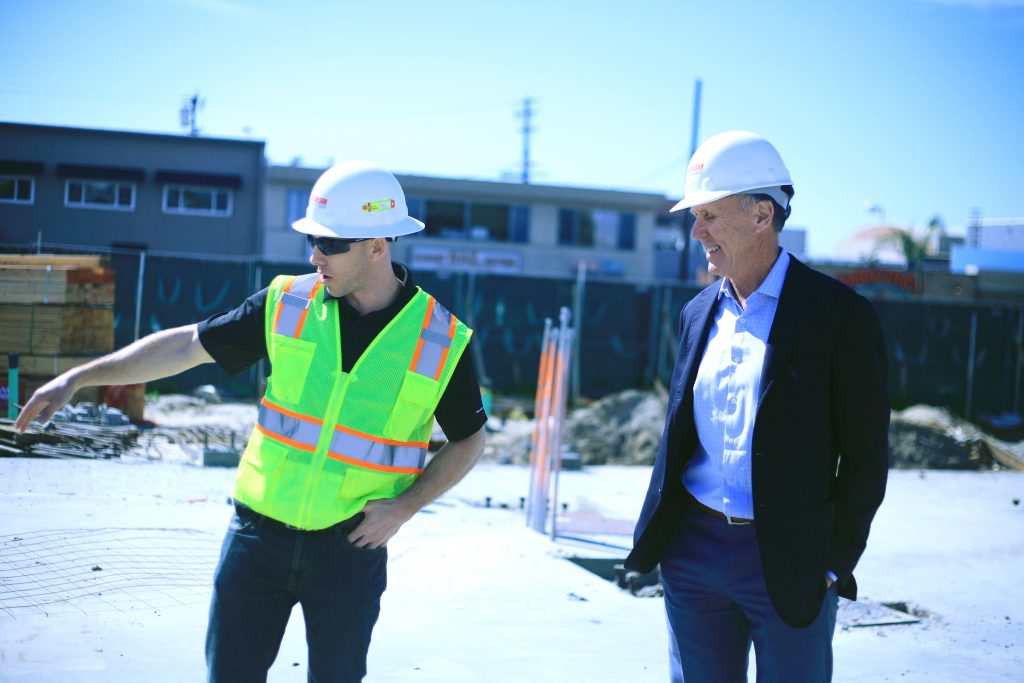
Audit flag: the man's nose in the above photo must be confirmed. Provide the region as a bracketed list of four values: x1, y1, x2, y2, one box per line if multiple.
[690, 217, 706, 239]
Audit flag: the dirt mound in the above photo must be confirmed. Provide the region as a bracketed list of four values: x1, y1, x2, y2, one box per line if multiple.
[485, 389, 667, 466]
[563, 390, 667, 465]
[889, 405, 1024, 470]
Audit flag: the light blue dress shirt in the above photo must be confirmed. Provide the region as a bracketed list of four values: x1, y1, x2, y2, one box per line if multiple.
[683, 249, 791, 520]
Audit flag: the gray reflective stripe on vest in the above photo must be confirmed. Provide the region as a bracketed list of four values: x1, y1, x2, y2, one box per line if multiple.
[329, 429, 427, 472]
[412, 298, 455, 380]
[258, 398, 425, 472]
[257, 400, 321, 451]
[273, 273, 322, 338]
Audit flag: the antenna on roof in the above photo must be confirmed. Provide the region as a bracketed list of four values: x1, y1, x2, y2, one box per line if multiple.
[516, 96, 536, 184]
[179, 92, 204, 137]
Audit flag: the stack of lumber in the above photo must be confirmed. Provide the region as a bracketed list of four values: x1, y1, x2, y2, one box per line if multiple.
[0, 254, 116, 408]
[0, 255, 116, 304]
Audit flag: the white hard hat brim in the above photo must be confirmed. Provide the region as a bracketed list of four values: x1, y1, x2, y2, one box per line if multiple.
[670, 185, 791, 213]
[291, 214, 425, 239]
[669, 188, 737, 212]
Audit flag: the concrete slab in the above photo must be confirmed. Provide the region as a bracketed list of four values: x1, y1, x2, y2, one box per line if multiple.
[0, 459, 1022, 682]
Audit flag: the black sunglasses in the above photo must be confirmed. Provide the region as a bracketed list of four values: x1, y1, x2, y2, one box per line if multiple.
[306, 235, 370, 256]
[306, 235, 397, 256]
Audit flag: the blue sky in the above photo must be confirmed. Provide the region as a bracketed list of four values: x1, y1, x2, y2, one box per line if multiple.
[2, 0, 1022, 258]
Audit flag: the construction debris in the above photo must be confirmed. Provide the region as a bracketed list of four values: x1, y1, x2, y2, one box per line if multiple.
[890, 405, 1024, 470]
[0, 403, 139, 459]
[562, 389, 667, 465]
[486, 390, 1024, 471]
[486, 389, 667, 466]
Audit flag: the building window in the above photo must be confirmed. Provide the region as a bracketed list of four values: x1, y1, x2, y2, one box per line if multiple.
[0, 176, 34, 204]
[425, 200, 466, 238]
[65, 179, 135, 211]
[510, 205, 530, 243]
[405, 197, 426, 237]
[559, 208, 635, 250]
[406, 197, 426, 221]
[619, 213, 636, 250]
[469, 203, 509, 241]
[286, 188, 310, 226]
[412, 199, 530, 243]
[558, 208, 595, 247]
[163, 185, 232, 217]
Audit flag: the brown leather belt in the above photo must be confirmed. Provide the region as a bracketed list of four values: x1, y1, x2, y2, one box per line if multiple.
[686, 491, 754, 526]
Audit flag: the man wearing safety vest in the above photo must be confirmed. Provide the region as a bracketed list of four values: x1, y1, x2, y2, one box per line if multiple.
[15, 161, 488, 682]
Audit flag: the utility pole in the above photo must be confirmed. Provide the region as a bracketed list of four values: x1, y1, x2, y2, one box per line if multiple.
[516, 97, 535, 184]
[679, 79, 702, 282]
[180, 92, 203, 137]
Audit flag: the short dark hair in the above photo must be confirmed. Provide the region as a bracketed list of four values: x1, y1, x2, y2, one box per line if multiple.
[739, 185, 794, 233]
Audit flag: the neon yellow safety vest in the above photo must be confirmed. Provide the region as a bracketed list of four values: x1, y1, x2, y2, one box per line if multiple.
[232, 272, 472, 529]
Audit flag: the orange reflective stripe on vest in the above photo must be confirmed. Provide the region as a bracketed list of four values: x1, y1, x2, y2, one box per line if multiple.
[272, 273, 323, 338]
[411, 297, 457, 381]
[257, 397, 427, 474]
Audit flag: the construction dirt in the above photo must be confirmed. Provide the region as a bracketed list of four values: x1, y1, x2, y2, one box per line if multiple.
[484, 391, 1024, 471]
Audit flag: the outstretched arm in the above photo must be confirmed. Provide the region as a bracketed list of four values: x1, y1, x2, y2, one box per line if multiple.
[349, 426, 486, 548]
[14, 324, 214, 432]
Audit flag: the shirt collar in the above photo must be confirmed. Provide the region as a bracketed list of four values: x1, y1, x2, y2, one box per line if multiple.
[330, 262, 417, 322]
[718, 248, 791, 302]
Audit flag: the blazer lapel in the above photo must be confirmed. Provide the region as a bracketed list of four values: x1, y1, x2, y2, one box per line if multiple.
[758, 257, 808, 405]
[673, 284, 719, 411]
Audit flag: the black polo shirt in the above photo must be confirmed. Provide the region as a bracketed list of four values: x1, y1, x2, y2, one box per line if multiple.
[197, 263, 486, 442]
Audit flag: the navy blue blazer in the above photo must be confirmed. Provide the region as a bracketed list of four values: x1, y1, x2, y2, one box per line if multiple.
[626, 256, 889, 628]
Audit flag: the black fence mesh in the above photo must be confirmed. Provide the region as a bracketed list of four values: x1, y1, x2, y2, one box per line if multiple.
[3, 245, 1021, 418]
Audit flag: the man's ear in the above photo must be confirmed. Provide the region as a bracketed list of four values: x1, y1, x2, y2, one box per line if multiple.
[367, 237, 389, 261]
[753, 200, 775, 233]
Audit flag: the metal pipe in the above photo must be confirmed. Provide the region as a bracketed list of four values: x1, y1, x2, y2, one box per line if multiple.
[6, 353, 18, 418]
[527, 318, 553, 530]
[965, 311, 977, 419]
[1013, 308, 1023, 415]
[571, 261, 586, 406]
[549, 307, 573, 539]
[133, 251, 147, 342]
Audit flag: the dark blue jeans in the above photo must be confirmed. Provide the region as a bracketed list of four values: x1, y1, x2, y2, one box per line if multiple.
[205, 504, 387, 683]
[660, 503, 839, 683]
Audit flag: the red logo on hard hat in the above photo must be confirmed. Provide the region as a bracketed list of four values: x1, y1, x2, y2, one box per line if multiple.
[688, 162, 704, 175]
[312, 195, 328, 207]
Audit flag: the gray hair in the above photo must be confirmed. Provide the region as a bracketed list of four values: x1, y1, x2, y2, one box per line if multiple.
[739, 185, 794, 233]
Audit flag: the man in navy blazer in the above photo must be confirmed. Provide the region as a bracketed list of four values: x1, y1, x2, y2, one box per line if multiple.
[626, 131, 889, 682]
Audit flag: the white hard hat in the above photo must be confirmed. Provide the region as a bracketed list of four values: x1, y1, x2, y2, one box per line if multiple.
[670, 131, 792, 212]
[291, 160, 425, 239]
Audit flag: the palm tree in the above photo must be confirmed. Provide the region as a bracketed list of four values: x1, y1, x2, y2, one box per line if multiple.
[871, 216, 945, 271]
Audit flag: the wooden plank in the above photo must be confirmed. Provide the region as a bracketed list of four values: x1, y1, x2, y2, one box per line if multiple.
[0, 266, 115, 305]
[0, 304, 114, 355]
[0, 254, 108, 268]
[0, 354, 102, 376]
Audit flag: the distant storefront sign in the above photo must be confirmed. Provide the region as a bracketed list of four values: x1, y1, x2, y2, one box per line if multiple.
[410, 245, 523, 275]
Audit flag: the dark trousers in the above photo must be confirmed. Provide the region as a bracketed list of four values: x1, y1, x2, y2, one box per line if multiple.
[205, 504, 387, 683]
[660, 503, 839, 683]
